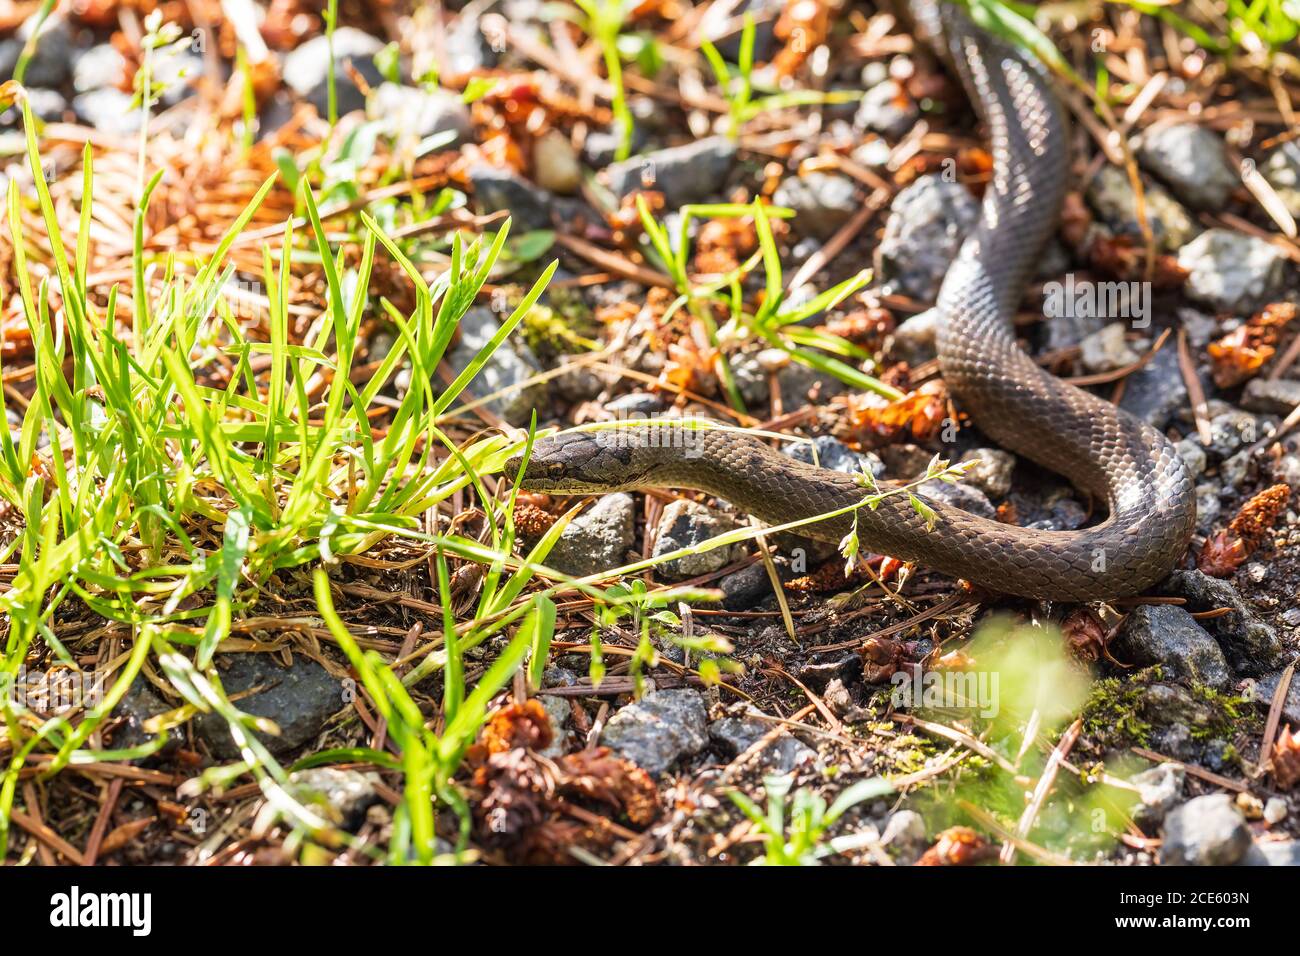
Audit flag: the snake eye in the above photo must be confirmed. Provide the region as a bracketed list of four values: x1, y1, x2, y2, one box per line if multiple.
[546, 462, 566, 479]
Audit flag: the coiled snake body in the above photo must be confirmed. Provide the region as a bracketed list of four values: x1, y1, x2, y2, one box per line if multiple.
[513, 0, 1195, 601]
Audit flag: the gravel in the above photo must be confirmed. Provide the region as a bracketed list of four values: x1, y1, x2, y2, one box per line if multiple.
[1158, 569, 1285, 674]
[1130, 763, 1185, 827]
[467, 163, 553, 231]
[1177, 229, 1288, 313]
[1118, 346, 1187, 430]
[878, 175, 980, 300]
[1085, 166, 1198, 252]
[444, 306, 547, 425]
[600, 689, 709, 776]
[287, 768, 380, 828]
[709, 706, 816, 773]
[1138, 123, 1238, 210]
[604, 137, 737, 207]
[367, 83, 472, 144]
[651, 499, 741, 581]
[283, 27, 385, 118]
[773, 172, 860, 239]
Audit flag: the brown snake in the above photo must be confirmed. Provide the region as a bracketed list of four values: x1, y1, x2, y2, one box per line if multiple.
[511, 0, 1195, 601]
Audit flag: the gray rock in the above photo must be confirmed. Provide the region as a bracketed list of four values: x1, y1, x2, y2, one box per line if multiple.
[468, 164, 552, 231]
[1243, 377, 1300, 416]
[1248, 669, 1300, 730]
[154, 50, 201, 107]
[781, 435, 884, 477]
[961, 448, 1016, 499]
[444, 306, 546, 425]
[879, 175, 980, 300]
[1153, 722, 1195, 760]
[1138, 124, 1238, 210]
[533, 128, 582, 195]
[194, 654, 344, 759]
[605, 391, 662, 417]
[604, 137, 737, 208]
[1141, 683, 1214, 727]
[797, 656, 856, 691]
[774, 172, 859, 240]
[1158, 570, 1285, 673]
[1130, 762, 1185, 827]
[891, 307, 939, 364]
[1178, 229, 1287, 313]
[1283, 608, 1300, 628]
[581, 126, 647, 167]
[1258, 840, 1300, 866]
[1080, 322, 1141, 373]
[1194, 483, 1222, 533]
[601, 689, 709, 776]
[367, 83, 472, 144]
[72, 88, 141, 137]
[1218, 447, 1254, 492]
[111, 678, 173, 752]
[881, 809, 927, 851]
[854, 79, 917, 140]
[1115, 604, 1230, 689]
[287, 768, 380, 828]
[1207, 407, 1261, 458]
[720, 562, 772, 610]
[1119, 345, 1187, 430]
[1085, 166, 1198, 252]
[538, 694, 571, 758]
[283, 28, 385, 118]
[1261, 140, 1300, 217]
[1159, 794, 1251, 865]
[775, 357, 846, 410]
[3, 88, 64, 125]
[444, 14, 499, 76]
[709, 706, 815, 773]
[652, 499, 740, 581]
[72, 44, 128, 94]
[1264, 797, 1287, 825]
[545, 493, 635, 577]
[0, 13, 72, 89]
[916, 478, 998, 520]
[1178, 307, 1218, 348]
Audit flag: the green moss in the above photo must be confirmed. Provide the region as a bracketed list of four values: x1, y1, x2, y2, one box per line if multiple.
[1081, 676, 1153, 748]
[1186, 683, 1254, 741]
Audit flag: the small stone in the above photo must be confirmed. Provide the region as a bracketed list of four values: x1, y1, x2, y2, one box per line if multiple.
[1258, 840, 1300, 866]
[1159, 793, 1252, 866]
[1264, 797, 1287, 826]
[1282, 608, 1300, 628]
[194, 654, 344, 759]
[367, 83, 471, 144]
[854, 79, 918, 139]
[1178, 308, 1218, 348]
[468, 164, 552, 231]
[797, 656, 856, 691]
[72, 44, 128, 94]
[881, 809, 927, 850]
[1206, 407, 1260, 458]
[823, 678, 852, 715]
[1115, 604, 1230, 689]
[1177, 229, 1287, 313]
[533, 128, 582, 195]
[774, 360, 846, 412]
[544, 493, 635, 577]
[879, 175, 980, 301]
[652, 500, 740, 581]
[1242, 377, 1300, 416]
[605, 391, 662, 417]
[773, 172, 859, 240]
[708, 705, 815, 773]
[919, 479, 998, 520]
[6, 88, 64, 125]
[720, 563, 772, 610]
[1248, 670, 1300, 730]
[1129, 762, 1185, 827]
[287, 768, 380, 828]
[110, 677, 174, 753]
[891, 307, 940, 365]
[958, 448, 1015, 499]
[1159, 569, 1285, 673]
[1080, 322, 1140, 373]
[1261, 140, 1300, 217]
[283, 27, 385, 118]
[601, 689, 709, 776]
[604, 137, 737, 208]
[1138, 124, 1238, 210]
[1174, 439, 1207, 479]
[1085, 166, 1198, 252]
[72, 88, 141, 137]
[444, 306, 546, 425]
[1119, 346, 1187, 430]
[0, 13, 72, 89]
[1154, 723, 1195, 760]
[781, 435, 884, 477]
[1141, 683, 1214, 727]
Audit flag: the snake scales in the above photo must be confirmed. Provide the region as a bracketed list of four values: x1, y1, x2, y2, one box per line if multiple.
[511, 0, 1195, 601]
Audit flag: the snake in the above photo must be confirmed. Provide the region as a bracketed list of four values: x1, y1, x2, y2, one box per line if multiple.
[510, 0, 1196, 601]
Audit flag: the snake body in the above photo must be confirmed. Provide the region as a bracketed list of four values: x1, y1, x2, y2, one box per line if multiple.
[513, 1, 1195, 601]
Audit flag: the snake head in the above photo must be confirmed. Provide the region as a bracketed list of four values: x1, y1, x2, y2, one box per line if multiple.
[506, 430, 658, 493]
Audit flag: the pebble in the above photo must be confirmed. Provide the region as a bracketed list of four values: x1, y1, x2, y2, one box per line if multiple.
[1118, 346, 1187, 430]
[853, 79, 918, 139]
[1264, 797, 1288, 826]
[0, 12, 73, 89]
[1007, 484, 1087, 531]
[1177, 307, 1218, 348]
[960, 448, 1016, 499]
[890, 307, 939, 365]
[1261, 140, 1300, 217]
[533, 128, 582, 195]
[1248, 669, 1300, 730]
[367, 82, 472, 144]
[72, 43, 128, 94]
[1159, 569, 1285, 673]
[600, 689, 709, 776]
[1138, 123, 1238, 210]
[543, 493, 636, 577]
[1129, 762, 1184, 827]
[604, 137, 737, 208]
[72, 88, 141, 136]
[878, 175, 980, 300]
[1115, 604, 1230, 689]
[468, 163, 553, 231]
[1080, 322, 1140, 373]
[1174, 438, 1207, 479]
[1177, 229, 1287, 313]
[1242, 377, 1300, 416]
[651, 500, 740, 581]
[773, 172, 859, 240]
[110, 677, 174, 753]
[1159, 794, 1252, 866]
[709, 707, 816, 774]
[444, 306, 546, 425]
[1257, 840, 1300, 866]
[193, 654, 343, 759]
[287, 768, 380, 828]
[282, 27, 385, 118]
[881, 809, 928, 856]
[719, 562, 772, 610]
[781, 435, 884, 477]
[1085, 166, 1198, 252]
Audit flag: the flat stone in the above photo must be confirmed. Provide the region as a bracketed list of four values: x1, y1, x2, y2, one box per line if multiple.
[879, 175, 980, 301]
[651, 499, 740, 581]
[1115, 604, 1230, 689]
[287, 768, 380, 828]
[1158, 569, 1285, 674]
[604, 137, 737, 208]
[444, 306, 546, 425]
[1242, 377, 1300, 416]
[773, 172, 859, 240]
[544, 493, 636, 577]
[1178, 229, 1287, 314]
[468, 164, 552, 231]
[1138, 123, 1238, 210]
[601, 689, 709, 776]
